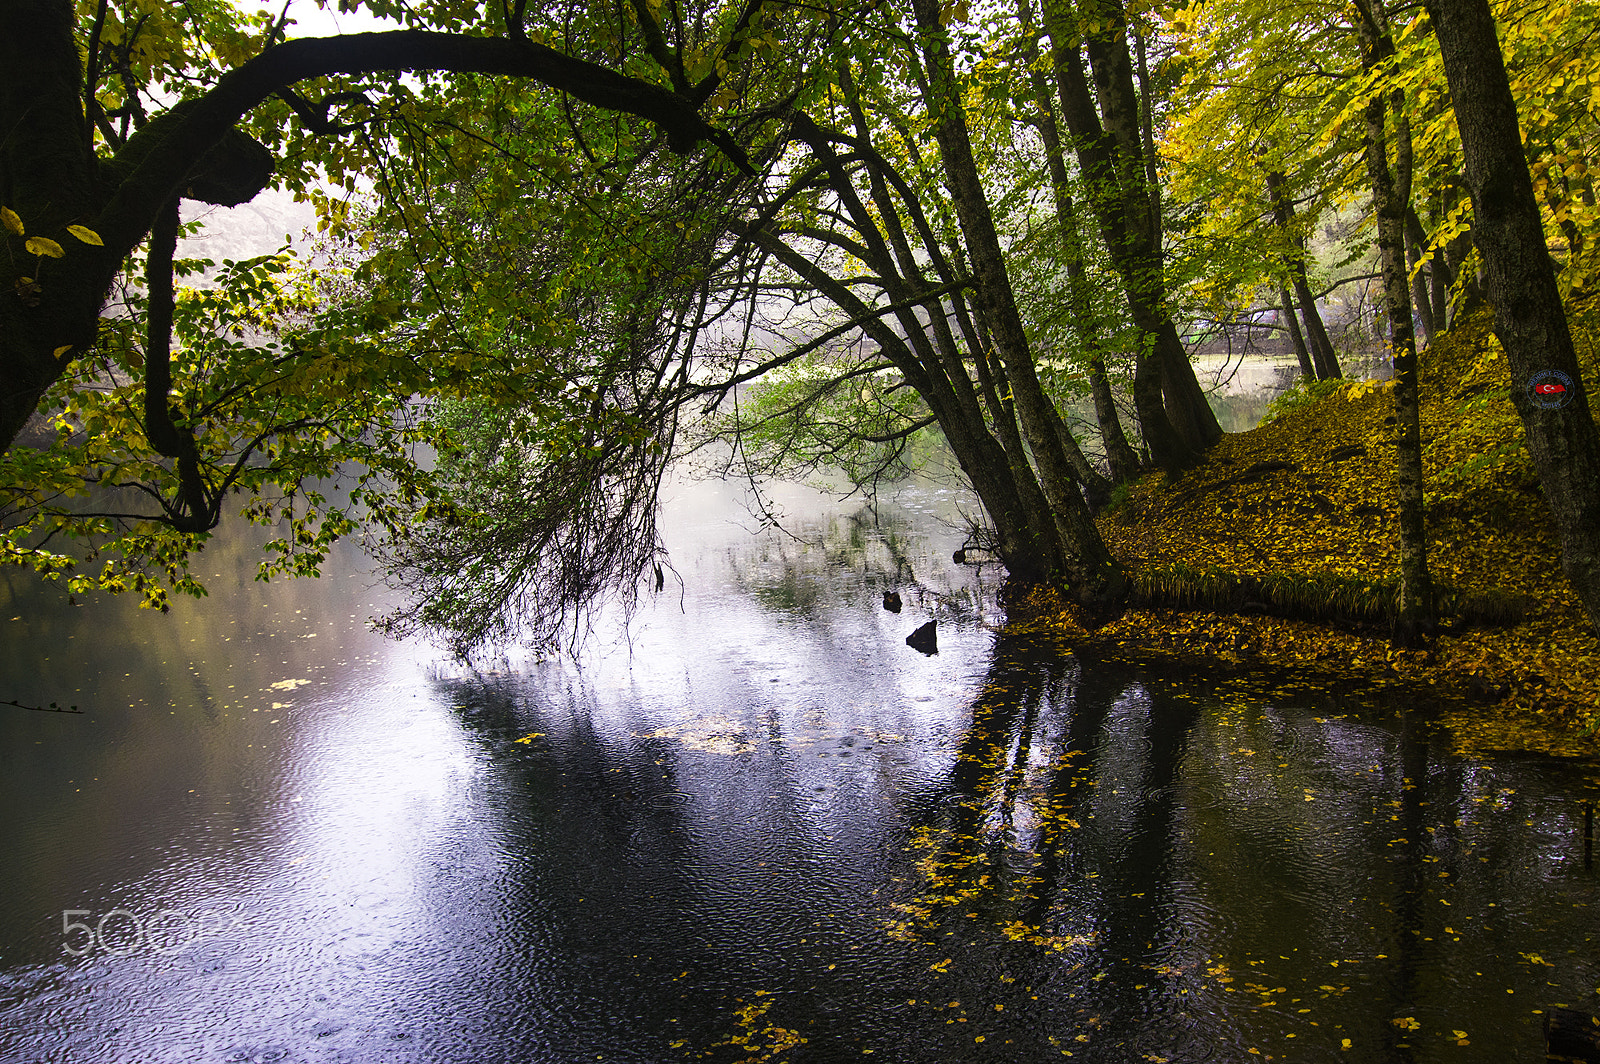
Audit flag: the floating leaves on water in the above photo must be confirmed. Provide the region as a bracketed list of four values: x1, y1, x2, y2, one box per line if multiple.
[705, 999, 806, 1062]
[269, 678, 310, 690]
[637, 715, 756, 754]
[513, 732, 546, 744]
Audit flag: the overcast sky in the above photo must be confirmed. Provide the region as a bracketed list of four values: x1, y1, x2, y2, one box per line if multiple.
[259, 0, 403, 37]
[180, 3, 410, 261]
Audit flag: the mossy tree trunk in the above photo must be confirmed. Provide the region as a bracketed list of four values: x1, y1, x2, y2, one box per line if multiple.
[1425, 0, 1600, 637]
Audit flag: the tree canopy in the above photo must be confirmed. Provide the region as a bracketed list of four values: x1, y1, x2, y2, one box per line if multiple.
[3, 0, 1598, 650]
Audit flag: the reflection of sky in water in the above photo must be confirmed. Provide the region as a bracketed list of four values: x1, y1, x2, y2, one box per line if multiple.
[0, 474, 1597, 1063]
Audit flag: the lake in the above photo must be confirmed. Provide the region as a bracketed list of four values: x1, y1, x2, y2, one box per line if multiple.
[2, 472, 1597, 1063]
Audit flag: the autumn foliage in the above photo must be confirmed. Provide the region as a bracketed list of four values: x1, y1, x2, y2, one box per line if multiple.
[1023, 303, 1600, 732]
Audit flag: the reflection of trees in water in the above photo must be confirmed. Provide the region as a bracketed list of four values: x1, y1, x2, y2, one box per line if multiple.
[726, 501, 991, 625]
[428, 625, 1600, 1061]
[886, 639, 1600, 1059]
[890, 630, 1114, 936]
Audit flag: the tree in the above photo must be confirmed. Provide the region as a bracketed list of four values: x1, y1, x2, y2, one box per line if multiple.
[1424, 0, 1600, 636]
[1010, 0, 1143, 483]
[1352, 0, 1434, 644]
[0, 0, 776, 604]
[355, 0, 1146, 648]
[1039, 0, 1222, 469]
[1160, 0, 1358, 382]
[1265, 170, 1342, 379]
[0, 0, 754, 459]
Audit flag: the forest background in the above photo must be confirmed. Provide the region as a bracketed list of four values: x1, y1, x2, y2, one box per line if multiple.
[1, 0, 1597, 736]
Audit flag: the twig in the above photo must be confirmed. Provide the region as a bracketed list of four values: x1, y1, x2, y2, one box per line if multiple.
[2, 699, 84, 714]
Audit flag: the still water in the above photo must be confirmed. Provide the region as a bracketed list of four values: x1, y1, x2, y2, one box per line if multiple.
[1, 475, 1596, 1064]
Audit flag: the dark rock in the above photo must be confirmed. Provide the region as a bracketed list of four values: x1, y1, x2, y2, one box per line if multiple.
[883, 591, 902, 613]
[906, 620, 938, 655]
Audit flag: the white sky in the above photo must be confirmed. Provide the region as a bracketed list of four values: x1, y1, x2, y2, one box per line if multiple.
[181, 3, 410, 259]
[250, 0, 404, 37]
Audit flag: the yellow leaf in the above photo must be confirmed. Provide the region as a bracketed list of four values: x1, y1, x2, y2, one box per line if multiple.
[1, 206, 21, 236]
[66, 224, 103, 246]
[25, 236, 64, 258]
[53, 345, 72, 360]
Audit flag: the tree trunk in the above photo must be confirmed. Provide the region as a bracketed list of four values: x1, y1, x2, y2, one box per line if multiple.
[1078, 0, 1221, 454]
[1422, 192, 1456, 329]
[1406, 204, 1445, 342]
[1013, 0, 1141, 484]
[1131, 19, 1161, 252]
[744, 223, 1067, 587]
[1266, 169, 1342, 379]
[912, 0, 1124, 605]
[0, 0, 104, 452]
[1295, 272, 1343, 379]
[1086, 350, 1141, 482]
[1425, 0, 1600, 636]
[1356, 0, 1435, 645]
[1407, 226, 1436, 346]
[1282, 287, 1317, 380]
[1040, 0, 1217, 468]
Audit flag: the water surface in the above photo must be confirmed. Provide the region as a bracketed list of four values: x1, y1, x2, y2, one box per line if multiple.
[2, 476, 1596, 1063]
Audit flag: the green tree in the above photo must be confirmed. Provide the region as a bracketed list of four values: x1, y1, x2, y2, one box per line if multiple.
[1038, 0, 1223, 469]
[0, 0, 766, 605]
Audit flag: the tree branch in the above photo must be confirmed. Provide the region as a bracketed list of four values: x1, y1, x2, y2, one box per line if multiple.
[95, 29, 753, 274]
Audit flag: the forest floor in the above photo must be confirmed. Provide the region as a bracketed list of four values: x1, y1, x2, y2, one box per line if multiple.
[1031, 300, 1600, 754]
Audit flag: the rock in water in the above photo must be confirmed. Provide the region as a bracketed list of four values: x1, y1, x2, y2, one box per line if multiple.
[883, 591, 902, 613]
[906, 620, 937, 655]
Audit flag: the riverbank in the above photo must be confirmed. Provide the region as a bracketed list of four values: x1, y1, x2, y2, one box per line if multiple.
[1035, 303, 1600, 747]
